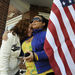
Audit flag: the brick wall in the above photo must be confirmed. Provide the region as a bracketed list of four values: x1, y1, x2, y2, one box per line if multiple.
[0, 0, 10, 46]
[7, 5, 22, 20]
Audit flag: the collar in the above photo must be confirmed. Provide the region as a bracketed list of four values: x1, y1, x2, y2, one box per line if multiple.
[32, 28, 43, 36]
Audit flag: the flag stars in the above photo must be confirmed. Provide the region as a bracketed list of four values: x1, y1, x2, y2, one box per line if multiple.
[62, 1, 66, 5]
[69, 0, 72, 3]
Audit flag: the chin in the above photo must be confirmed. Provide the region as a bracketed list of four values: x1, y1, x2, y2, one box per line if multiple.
[28, 34, 31, 37]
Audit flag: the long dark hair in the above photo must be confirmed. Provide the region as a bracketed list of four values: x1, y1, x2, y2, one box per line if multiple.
[38, 15, 48, 30]
[11, 19, 30, 41]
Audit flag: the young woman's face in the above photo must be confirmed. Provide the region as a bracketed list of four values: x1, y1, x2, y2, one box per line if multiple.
[31, 16, 45, 29]
[27, 24, 33, 37]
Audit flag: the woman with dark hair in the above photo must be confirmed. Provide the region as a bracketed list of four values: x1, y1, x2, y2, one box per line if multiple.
[22, 15, 54, 75]
[0, 19, 31, 75]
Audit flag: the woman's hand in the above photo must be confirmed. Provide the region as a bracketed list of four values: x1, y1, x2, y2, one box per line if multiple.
[2, 31, 9, 41]
[24, 51, 34, 62]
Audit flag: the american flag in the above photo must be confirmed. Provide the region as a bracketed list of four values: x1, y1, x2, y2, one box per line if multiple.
[44, 0, 75, 75]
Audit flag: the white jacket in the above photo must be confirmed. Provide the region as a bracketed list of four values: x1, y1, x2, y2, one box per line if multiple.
[0, 32, 21, 75]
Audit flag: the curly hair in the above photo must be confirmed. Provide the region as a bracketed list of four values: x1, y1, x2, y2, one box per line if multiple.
[11, 19, 30, 41]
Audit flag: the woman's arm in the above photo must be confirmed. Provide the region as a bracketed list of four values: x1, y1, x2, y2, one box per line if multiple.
[35, 50, 48, 61]
[23, 50, 48, 62]
[0, 33, 13, 75]
[2, 31, 10, 41]
[33, 31, 48, 61]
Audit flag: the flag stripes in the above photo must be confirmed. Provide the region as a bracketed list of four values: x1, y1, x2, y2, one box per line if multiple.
[68, 5, 75, 22]
[73, 4, 75, 10]
[48, 20, 72, 75]
[46, 28, 66, 75]
[52, 3, 75, 63]
[54, 0, 75, 48]
[44, 39, 62, 75]
[44, 0, 75, 75]
[64, 6, 75, 34]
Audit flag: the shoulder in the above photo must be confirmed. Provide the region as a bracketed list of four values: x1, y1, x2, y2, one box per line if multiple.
[2, 32, 19, 44]
[35, 31, 46, 38]
[7, 32, 15, 38]
[40, 31, 46, 35]
[33, 31, 46, 42]
[7, 32, 18, 40]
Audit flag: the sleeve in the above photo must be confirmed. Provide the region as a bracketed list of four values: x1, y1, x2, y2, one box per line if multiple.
[35, 50, 48, 61]
[34, 31, 48, 61]
[0, 33, 14, 75]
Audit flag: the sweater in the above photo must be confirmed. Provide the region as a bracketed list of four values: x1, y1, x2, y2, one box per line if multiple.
[0, 32, 21, 75]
